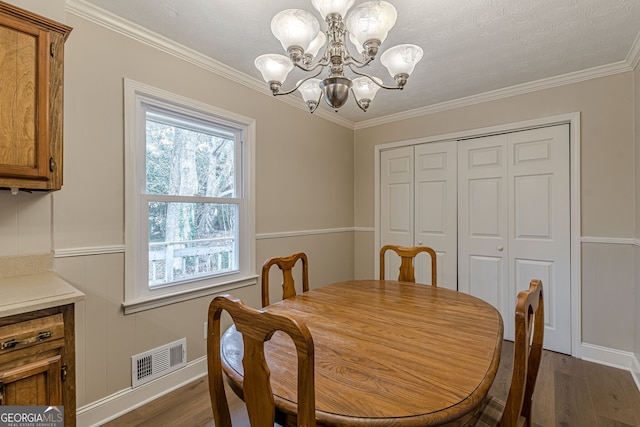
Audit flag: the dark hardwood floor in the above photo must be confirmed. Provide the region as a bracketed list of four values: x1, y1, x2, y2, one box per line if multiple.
[101, 341, 640, 426]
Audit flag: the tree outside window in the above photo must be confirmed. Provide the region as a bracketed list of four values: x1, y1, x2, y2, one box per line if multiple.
[145, 114, 238, 287]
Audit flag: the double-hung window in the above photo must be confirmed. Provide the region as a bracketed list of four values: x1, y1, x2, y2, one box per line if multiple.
[123, 80, 255, 313]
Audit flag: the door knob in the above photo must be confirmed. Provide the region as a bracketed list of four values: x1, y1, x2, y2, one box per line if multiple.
[497, 245, 503, 251]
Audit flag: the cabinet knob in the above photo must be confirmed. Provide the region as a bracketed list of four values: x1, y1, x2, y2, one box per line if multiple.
[497, 245, 504, 251]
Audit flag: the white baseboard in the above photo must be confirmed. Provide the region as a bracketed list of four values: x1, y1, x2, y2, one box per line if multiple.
[632, 351, 640, 391]
[581, 342, 640, 392]
[76, 356, 207, 427]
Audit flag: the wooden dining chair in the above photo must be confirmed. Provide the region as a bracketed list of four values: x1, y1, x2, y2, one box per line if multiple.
[261, 252, 309, 307]
[207, 294, 316, 427]
[465, 279, 544, 427]
[379, 244, 437, 285]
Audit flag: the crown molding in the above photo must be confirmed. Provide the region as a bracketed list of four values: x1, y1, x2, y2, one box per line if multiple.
[354, 59, 635, 130]
[627, 29, 640, 69]
[64, 0, 355, 130]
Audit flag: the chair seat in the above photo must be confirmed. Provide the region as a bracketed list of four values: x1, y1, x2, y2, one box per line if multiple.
[465, 395, 505, 427]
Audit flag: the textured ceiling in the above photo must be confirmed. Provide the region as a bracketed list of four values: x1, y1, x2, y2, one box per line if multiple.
[73, 0, 640, 125]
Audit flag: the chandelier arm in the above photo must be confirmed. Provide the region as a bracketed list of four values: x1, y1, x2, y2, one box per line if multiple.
[348, 65, 403, 90]
[339, 34, 370, 68]
[342, 55, 373, 68]
[293, 59, 330, 73]
[272, 68, 325, 97]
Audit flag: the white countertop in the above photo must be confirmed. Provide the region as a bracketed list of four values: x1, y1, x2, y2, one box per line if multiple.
[0, 272, 85, 317]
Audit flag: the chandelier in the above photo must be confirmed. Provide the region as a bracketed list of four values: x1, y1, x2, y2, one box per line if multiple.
[254, 0, 423, 113]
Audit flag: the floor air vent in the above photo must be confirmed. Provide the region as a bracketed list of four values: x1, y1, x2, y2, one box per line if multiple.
[131, 338, 187, 388]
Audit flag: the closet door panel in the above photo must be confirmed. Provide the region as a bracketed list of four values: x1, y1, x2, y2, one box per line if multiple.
[469, 255, 502, 308]
[380, 146, 414, 279]
[508, 125, 571, 353]
[415, 142, 457, 289]
[458, 135, 509, 320]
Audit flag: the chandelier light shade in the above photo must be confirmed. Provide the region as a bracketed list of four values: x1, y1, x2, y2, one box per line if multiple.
[352, 76, 382, 101]
[349, 32, 364, 55]
[256, 0, 423, 113]
[305, 31, 327, 60]
[311, 0, 356, 19]
[346, 1, 398, 50]
[271, 9, 320, 59]
[380, 44, 424, 82]
[254, 54, 294, 90]
[352, 76, 382, 110]
[298, 78, 324, 109]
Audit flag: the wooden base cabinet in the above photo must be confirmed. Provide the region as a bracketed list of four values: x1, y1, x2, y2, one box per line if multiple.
[0, 305, 76, 426]
[0, 1, 72, 191]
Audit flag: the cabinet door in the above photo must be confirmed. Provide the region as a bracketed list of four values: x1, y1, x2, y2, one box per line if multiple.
[0, 355, 62, 406]
[0, 13, 51, 181]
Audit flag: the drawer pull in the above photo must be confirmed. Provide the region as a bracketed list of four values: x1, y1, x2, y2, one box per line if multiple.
[1, 330, 53, 350]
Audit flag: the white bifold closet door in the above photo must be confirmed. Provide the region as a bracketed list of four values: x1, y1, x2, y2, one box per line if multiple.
[458, 125, 570, 353]
[379, 124, 571, 353]
[380, 141, 458, 290]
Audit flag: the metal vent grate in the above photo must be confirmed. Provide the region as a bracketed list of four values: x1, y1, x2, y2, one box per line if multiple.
[131, 338, 187, 388]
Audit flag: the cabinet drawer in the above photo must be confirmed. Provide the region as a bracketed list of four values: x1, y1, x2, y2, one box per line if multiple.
[0, 314, 64, 355]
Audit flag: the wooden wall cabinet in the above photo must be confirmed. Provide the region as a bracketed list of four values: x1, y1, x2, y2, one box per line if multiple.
[0, 1, 72, 191]
[0, 305, 76, 427]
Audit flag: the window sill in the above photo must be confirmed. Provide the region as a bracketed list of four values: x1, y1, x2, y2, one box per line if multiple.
[122, 274, 258, 314]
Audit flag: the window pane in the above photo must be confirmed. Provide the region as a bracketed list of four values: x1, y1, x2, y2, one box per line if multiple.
[148, 202, 238, 287]
[145, 116, 235, 198]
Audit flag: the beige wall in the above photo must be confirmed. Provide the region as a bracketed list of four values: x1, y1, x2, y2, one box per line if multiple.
[354, 73, 637, 352]
[3, 0, 65, 22]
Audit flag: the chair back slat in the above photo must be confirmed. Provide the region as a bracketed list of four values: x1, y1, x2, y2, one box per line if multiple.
[207, 295, 316, 427]
[261, 252, 309, 307]
[380, 244, 437, 286]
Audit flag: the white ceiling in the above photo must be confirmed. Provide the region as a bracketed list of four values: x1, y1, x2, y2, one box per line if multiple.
[72, 0, 640, 125]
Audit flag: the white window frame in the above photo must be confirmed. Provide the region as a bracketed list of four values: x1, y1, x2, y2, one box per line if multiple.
[123, 79, 256, 314]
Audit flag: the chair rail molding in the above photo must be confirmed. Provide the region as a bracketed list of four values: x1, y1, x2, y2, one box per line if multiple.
[580, 236, 637, 245]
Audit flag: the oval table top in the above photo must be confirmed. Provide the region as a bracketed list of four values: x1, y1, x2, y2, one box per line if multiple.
[220, 279, 504, 427]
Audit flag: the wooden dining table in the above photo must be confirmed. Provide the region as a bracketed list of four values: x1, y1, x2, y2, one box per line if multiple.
[220, 279, 504, 427]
